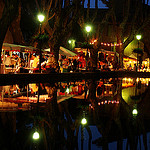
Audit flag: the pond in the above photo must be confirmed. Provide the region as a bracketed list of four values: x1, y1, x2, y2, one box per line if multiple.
[0, 76, 150, 150]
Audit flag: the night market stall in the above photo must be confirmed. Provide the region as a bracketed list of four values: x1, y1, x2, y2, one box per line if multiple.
[2, 43, 36, 74]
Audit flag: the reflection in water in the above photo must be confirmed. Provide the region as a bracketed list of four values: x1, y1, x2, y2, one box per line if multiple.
[0, 78, 150, 149]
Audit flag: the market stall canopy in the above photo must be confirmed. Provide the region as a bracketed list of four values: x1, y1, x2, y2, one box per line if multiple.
[123, 54, 137, 62]
[44, 47, 77, 56]
[2, 43, 36, 52]
[59, 46, 76, 57]
[129, 54, 137, 59]
[44, 48, 50, 52]
[99, 49, 119, 56]
[42, 48, 53, 55]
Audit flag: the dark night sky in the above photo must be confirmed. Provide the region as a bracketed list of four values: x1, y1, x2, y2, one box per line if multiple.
[84, 0, 107, 8]
[84, 0, 150, 8]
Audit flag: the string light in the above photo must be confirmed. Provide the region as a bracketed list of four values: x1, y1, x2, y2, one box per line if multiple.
[101, 42, 123, 47]
[90, 39, 98, 45]
[89, 100, 119, 109]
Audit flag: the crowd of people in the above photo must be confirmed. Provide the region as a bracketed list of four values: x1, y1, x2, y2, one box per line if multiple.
[2, 50, 124, 74]
[3, 52, 59, 73]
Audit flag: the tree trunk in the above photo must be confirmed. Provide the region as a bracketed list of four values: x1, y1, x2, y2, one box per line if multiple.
[88, 79, 97, 108]
[0, 0, 19, 63]
[52, 43, 60, 63]
[0, 112, 17, 149]
[9, 2, 24, 44]
[90, 48, 98, 71]
[46, 84, 60, 149]
[116, 27, 124, 68]
[118, 45, 124, 68]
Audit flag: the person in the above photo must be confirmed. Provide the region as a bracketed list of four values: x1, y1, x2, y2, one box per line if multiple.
[14, 54, 19, 66]
[47, 55, 54, 66]
[127, 64, 132, 71]
[133, 63, 137, 71]
[67, 60, 72, 72]
[107, 53, 112, 65]
[4, 53, 12, 68]
[41, 55, 46, 63]
[97, 81, 103, 97]
[84, 82, 88, 100]
[113, 53, 118, 70]
[99, 52, 104, 61]
[32, 54, 39, 68]
[11, 54, 17, 68]
[55, 63, 60, 73]
[73, 58, 77, 71]
[109, 62, 113, 71]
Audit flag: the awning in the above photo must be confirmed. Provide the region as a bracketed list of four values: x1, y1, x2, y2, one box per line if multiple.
[129, 54, 137, 59]
[123, 55, 137, 62]
[59, 46, 76, 57]
[99, 49, 119, 56]
[44, 46, 77, 57]
[2, 43, 36, 52]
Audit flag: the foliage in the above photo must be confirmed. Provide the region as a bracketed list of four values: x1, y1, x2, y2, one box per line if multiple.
[133, 48, 143, 54]
[77, 42, 93, 49]
[130, 95, 141, 101]
[77, 0, 150, 67]
[32, 33, 49, 43]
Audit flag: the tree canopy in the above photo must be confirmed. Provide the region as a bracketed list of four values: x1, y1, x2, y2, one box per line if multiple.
[0, 0, 150, 65]
[76, 0, 150, 67]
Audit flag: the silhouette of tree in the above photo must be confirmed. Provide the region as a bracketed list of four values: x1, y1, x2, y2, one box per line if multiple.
[100, 0, 150, 67]
[77, 0, 150, 68]
[0, 0, 22, 63]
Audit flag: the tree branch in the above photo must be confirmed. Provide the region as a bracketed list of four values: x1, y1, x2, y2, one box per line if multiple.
[119, 0, 130, 29]
[91, 0, 98, 22]
[101, 0, 110, 8]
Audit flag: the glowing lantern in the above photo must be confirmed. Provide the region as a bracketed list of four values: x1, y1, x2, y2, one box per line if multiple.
[33, 131, 40, 140]
[81, 118, 87, 125]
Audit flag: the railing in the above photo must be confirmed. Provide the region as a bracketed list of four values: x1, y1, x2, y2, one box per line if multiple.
[1, 71, 150, 86]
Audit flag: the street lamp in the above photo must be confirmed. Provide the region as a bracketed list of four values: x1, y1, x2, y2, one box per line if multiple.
[85, 25, 92, 33]
[81, 112, 87, 150]
[81, 118, 87, 125]
[136, 34, 142, 71]
[68, 39, 76, 50]
[81, 110, 87, 125]
[136, 35, 142, 42]
[37, 13, 45, 73]
[132, 108, 138, 116]
[32, 131, 40, 140]
[68, 40, 71, 44]
[136, 34, 142, 49]
[85, 25, 92, 70]
[38, 14, 45, 23]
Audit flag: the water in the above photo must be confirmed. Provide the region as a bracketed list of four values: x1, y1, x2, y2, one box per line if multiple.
[0, 77, 150, 150]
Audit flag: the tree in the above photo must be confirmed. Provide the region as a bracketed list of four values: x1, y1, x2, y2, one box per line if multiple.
[77, 0, 150, 68]
[9, 1, 24, 45]
[0, 0, 82, 64]
[0, 0, 21, 63]
[30, 0, 82, 63]
[99, 0, 150, 67]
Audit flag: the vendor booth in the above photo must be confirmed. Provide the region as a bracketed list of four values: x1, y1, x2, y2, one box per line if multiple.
[44, 46, 77, 73]
[123, 53, 150, 71]
[123, 54, 137, 70]
[59, 46, 77, 72]
[2, 43, 36, 74]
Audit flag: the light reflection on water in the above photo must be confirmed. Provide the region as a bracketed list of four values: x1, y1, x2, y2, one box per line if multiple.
[0, 77, 150, 149]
